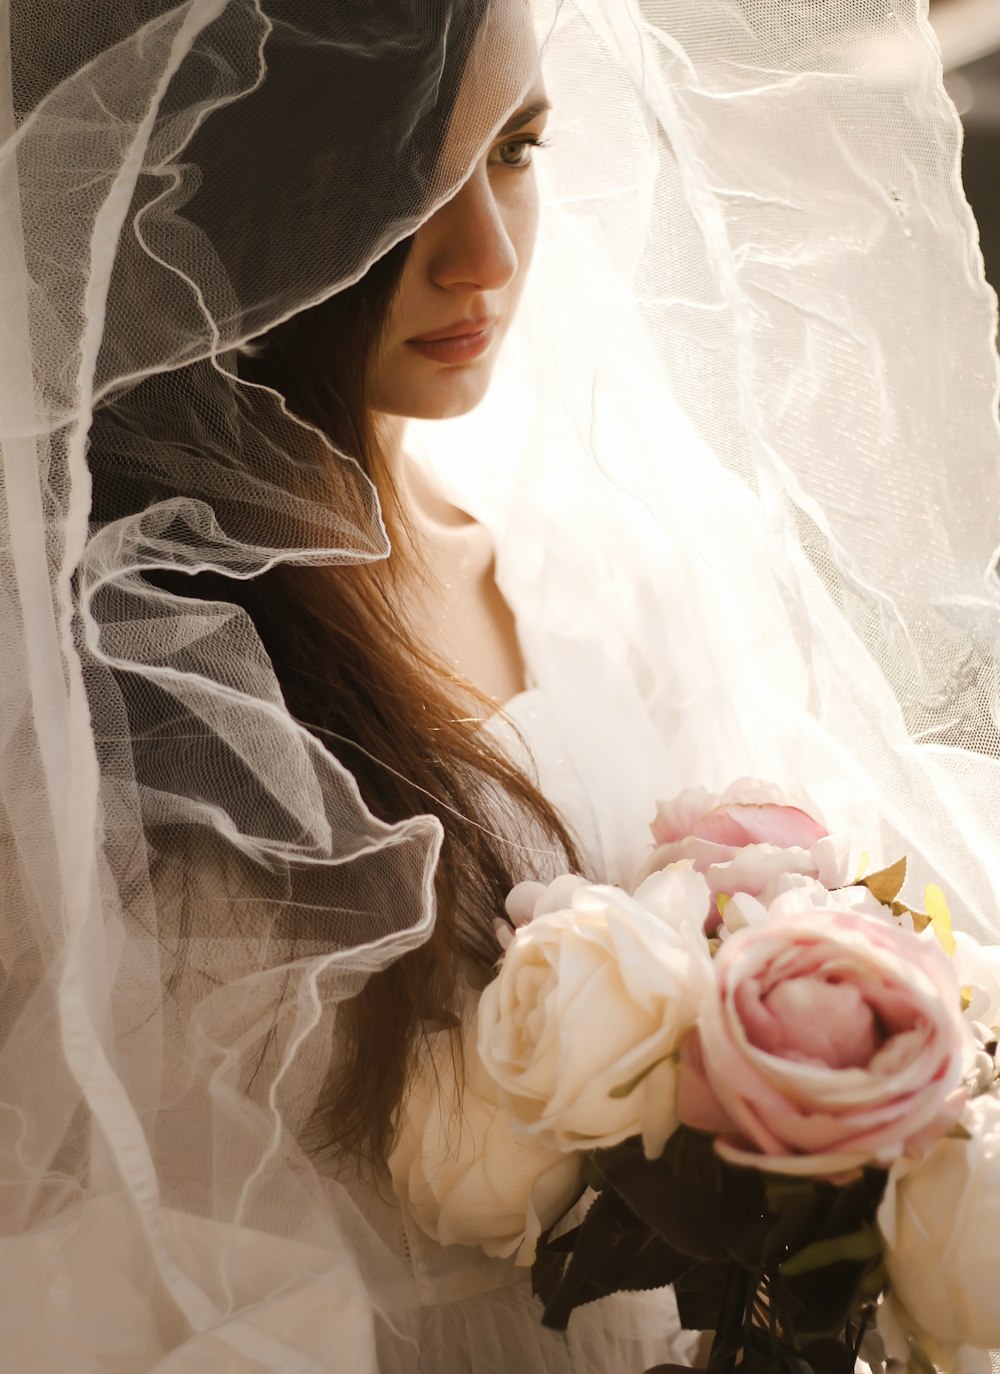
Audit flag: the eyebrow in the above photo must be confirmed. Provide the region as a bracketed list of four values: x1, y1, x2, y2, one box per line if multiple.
[497, 97, 552, 138]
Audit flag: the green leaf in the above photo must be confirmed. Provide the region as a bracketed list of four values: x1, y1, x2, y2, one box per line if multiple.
[674, 1259, 735, 1331]
[737, 1348, 813, 1374]
[858, 1259, 887, 1299]
[760, 1186, 829, 1272]
[765, 1171, 888, 1342]
[534, 1182, 692, 1331]
[797, 1337, 856, 1374]
[610, 1153, 733, 1259]
[780, 1227, 882, 1277]
[581, 1151, 607, 1191]
[589, 1137, 641, 1182]
[608, 1053, 674, 1099]
[764, 1177, 816, 1210]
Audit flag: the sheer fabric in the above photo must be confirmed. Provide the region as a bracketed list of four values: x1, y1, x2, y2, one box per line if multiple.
[1, 1, 998, 1369]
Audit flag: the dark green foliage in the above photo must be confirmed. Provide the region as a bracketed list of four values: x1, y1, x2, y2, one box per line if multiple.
[531, 1128, 888, 1374]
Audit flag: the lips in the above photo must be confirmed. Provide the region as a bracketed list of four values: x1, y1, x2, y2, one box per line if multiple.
[406, 317, 498, 365]
[410, 316, 496, 343]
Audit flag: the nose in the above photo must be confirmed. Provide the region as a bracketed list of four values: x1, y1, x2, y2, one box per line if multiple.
[422, 166, 518, 293]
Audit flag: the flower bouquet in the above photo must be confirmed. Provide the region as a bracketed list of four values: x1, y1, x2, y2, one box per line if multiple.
[390, 782, 1000, 1373]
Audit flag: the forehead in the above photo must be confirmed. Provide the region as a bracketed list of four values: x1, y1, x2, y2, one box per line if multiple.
[439, 0, 544, 177]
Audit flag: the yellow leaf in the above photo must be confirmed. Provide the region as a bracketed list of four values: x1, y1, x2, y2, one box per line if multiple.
[924, 884, 956, 957]
[862, 856, 907, 906]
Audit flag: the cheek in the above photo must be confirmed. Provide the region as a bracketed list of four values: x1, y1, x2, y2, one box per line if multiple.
[380, 255, 422, 349]
[369, 176, 540, 421]
[500, 178, 541, 305]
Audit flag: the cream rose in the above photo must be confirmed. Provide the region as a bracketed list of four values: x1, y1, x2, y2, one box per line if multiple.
[388, 1016, 582, 1265]
[877, 1091, 1000, 1363]
[677, 902, 970, 1177]
[477, 866, 712, 1159]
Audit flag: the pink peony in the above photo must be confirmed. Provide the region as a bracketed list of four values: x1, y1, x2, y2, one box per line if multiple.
[677, 905, 970, 1177]
[638, 780, 845, 926]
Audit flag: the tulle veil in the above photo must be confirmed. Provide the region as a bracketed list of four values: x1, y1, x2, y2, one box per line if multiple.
[0, 0, 998, 1368]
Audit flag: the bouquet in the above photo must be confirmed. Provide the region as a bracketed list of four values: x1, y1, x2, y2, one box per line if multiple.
[389, 781, 1000, 1373]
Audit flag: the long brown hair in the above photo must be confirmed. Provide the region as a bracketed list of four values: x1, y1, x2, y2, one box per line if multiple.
[170, 243, 581, 1168]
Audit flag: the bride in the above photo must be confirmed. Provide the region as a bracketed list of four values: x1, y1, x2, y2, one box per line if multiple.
[2, 0, 999, 1370]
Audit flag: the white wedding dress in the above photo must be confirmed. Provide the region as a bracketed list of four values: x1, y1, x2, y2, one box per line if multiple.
[370, 484, 699, 1372]
[350, 683, 698, 1373]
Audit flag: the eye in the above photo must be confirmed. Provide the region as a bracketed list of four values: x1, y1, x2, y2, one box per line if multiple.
[491, 135, 548, 170]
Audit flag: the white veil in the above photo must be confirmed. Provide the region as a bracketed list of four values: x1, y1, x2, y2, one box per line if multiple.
[0, 2, 540, 1365]
[1, 0, 999, 1369]
[417, 0, 1000, 932]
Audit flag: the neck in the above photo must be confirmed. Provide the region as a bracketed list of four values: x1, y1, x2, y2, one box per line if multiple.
[377, 413, 475, 534]
[376, 413, 407, 474]
[373, 416, 527, 709]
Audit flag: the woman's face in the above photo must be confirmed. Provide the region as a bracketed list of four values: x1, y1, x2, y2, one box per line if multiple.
[371, 37, 548, 423]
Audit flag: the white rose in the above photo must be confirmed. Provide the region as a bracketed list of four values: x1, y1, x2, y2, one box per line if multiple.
[875, 1294, 993, 1374]
[878, 1091, 1000, 1361]
[477, 866, 713, 1159]
[719, 872, 888, 938]
[388, 1015, 582, 1266]
[952, 931, 1000, 1028]
[495, 873, 590, 950]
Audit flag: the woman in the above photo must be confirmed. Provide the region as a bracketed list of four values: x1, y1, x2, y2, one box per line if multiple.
[3, 0, 1000, 1370]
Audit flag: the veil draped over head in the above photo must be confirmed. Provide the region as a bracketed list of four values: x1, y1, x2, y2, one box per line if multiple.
[1, 0, 998, 1369]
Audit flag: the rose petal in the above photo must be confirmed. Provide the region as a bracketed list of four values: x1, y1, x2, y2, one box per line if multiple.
[650, 787, 720, 845]
[696, 802, 828, 850]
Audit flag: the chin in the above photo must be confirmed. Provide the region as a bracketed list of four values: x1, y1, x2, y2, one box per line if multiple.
[385, 366, 495, 422]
